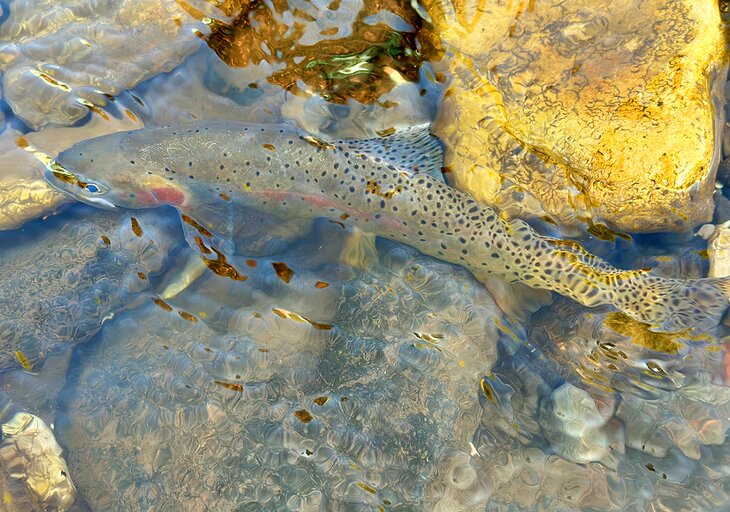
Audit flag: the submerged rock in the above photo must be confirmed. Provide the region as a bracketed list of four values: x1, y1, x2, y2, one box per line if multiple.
[0, 173, 65, 232]
[474, 443, 616, 511]
[56, 237, 500, 510]
[0, 411, 76, 512]
[0, 207, 182, 374]
[0, 0, 205, 129]
[539, 382, 623, 466]
[705, 221, 730, 278]
[523, 296, 730, 508]
[178, 0, 441, 106]
[136, 50, 438, 139]
[0, 341, 83, 511]
[425, 0, 727, 232]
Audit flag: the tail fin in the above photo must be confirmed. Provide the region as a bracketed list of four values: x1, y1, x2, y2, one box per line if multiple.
[532, 245, 730, 333]
[619, 275, 730, 333]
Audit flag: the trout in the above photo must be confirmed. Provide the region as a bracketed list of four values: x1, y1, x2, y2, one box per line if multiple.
[43, 121, 730, 332]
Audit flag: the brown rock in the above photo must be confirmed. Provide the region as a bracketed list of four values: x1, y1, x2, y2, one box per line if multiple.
[425, 0, 727, 232]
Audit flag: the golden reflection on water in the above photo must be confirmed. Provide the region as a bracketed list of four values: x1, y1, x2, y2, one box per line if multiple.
[272, 261, 295, 283]
[271, 307, 334, 330]
[603, 312, 710, 355]
[178, 0, 442, 104]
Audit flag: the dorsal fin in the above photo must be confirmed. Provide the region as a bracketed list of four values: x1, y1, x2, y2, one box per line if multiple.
[336, 124, 446, 182]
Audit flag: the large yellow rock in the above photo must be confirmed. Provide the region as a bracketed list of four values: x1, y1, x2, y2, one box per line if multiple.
[426, 0, 727, 232]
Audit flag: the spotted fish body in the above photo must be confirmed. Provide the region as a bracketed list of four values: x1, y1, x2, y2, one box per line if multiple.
[46, 121, 730, 332]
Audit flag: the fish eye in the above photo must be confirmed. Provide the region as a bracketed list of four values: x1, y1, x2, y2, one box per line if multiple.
[82, 182, 106, 194]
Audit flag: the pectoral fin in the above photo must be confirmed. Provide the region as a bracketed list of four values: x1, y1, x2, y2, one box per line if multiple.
[157, 249, 208, 299]
[178, 202, 236, 258]
[479, 274, 553, 322]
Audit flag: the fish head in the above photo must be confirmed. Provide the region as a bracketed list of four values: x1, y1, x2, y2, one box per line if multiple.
[45, 134, 188, 210]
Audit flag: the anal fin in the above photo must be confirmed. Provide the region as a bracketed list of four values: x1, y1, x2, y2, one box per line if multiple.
[339, 227, 379, 271]
[480, 274, 553, 322]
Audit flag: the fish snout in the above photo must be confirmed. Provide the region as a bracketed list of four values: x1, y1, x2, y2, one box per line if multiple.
[82, 195, 117, 209]
[42, 164, 118, 209]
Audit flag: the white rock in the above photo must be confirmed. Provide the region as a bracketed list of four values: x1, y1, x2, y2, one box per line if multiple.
[0, 412, 76, 511]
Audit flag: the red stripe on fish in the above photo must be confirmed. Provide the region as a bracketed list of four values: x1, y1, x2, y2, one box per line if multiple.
[151, 186, 186, 206]
[253, 189, 405, 231]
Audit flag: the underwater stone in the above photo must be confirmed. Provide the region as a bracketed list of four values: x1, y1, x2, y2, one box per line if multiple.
[538, 382, 622, 466]
[0, 410, 77, 511]
[0, 207, 181, 373]
[424, 0, 727, 232]
[56, 238, 500, 510]
[472, 442, 615, 510]
[179, 0, 440, 107]
[0, 128, 68, 231]
[425, 450, 490, 511]
[619, 383, 730, 461]
[0, 0, 204, 129]
[135, 51, 437, 140]
[707, 221, 730, 278]
[526, 294, 730, 505]
[0, 173, 66, 232]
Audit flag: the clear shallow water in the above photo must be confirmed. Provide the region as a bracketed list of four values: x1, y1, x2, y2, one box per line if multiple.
[0, 1, 730, 511]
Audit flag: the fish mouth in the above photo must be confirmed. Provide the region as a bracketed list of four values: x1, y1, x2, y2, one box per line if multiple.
[31, 148, 118, 210]
[83, 196, 117, 209]
[28, 148, 77, 191]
